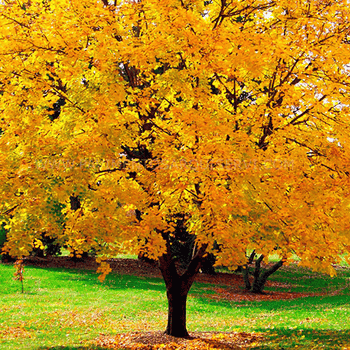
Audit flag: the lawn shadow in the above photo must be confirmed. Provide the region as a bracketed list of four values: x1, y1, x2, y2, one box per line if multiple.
[251, 328, 350, 349]
[194, 291, 350, 312]
[20, 264, 166, 294]
[20, 264, 249, 297]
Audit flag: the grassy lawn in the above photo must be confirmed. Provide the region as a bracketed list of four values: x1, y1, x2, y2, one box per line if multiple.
[0, 261, 349, 350]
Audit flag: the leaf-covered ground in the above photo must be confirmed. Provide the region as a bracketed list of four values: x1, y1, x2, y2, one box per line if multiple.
[95, 331, 264, 349]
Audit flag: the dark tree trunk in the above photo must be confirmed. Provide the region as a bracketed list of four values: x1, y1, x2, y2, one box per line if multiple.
[251, 254, 265, 293]
[165, 284, 189, 337]
[243, 250, 256, 290]
[243, 264, 251, 290]
[242, 252, 284, 294]
[251, 257, 284, 294]
[159, 242, 207, 337]
[200, 252, 216, 275]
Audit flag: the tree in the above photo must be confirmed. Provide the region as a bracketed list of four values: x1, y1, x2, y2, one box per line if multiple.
[241, 250, 284, 294]
[1, 0, 350, 337]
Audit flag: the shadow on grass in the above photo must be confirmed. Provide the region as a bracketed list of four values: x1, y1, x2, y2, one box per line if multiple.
[193, 291, 350, 312]
[18, 264, 166, 294]
[7, 264, 350, 312]
[23, 264, 232, 295]
[251, 328, 350, 349]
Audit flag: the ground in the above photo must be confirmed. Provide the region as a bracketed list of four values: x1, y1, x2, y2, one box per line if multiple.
[16, 256, 325, 350]
[95, 331, 265, 349]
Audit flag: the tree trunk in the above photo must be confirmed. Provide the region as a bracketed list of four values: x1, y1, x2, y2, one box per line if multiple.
[243, 250, 256, 290]
[243, 264, 251, 290]
[251, 254, 265, 293]
[159, 242, 207, 337]
[165, 284, 189, 337]
[251, 258, 284, 294]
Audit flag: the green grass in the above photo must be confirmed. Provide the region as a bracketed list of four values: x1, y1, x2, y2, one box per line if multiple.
[265, 263, 350, 293]
[0, 262, 349, 350]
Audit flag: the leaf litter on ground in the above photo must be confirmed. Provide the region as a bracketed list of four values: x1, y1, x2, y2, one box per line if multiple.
[93, 331, 264, 349]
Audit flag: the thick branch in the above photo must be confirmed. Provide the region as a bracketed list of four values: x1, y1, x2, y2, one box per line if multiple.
[159, 240, 180, 288]
[261, 259, 284, 280]
[2, 204, 20, 216]
[181, 243, 208, 294]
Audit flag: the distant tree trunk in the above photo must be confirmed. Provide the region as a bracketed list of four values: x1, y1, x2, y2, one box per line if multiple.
[200, 252, 216, 275]
[159, 242, 207, 337]
[251, 258, 284, 293]
[251, 254, 265, 293]
[243, 250, 256, 290]
[242, 252, 284, 294]
[243, 264, 251, 290]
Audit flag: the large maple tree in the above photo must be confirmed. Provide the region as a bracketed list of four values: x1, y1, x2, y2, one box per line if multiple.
[1, 0, 350, 337]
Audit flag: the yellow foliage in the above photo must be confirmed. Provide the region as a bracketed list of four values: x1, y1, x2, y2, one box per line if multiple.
[97, 261, 112, 283]
[0, 0, 349, 275]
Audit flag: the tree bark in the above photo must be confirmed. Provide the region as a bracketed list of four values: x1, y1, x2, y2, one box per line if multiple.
[243, 250, 256, 290]
[165, 283, 189, 337]
[251, 258, 284, 294]
[243, 264, 251, 290]
[159, 242, 207, 337]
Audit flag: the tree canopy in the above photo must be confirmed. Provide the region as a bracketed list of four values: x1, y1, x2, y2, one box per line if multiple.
[1, 0, 350, 337]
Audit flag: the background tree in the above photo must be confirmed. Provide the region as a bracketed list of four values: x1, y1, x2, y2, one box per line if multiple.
[1, 0, 350, 338]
